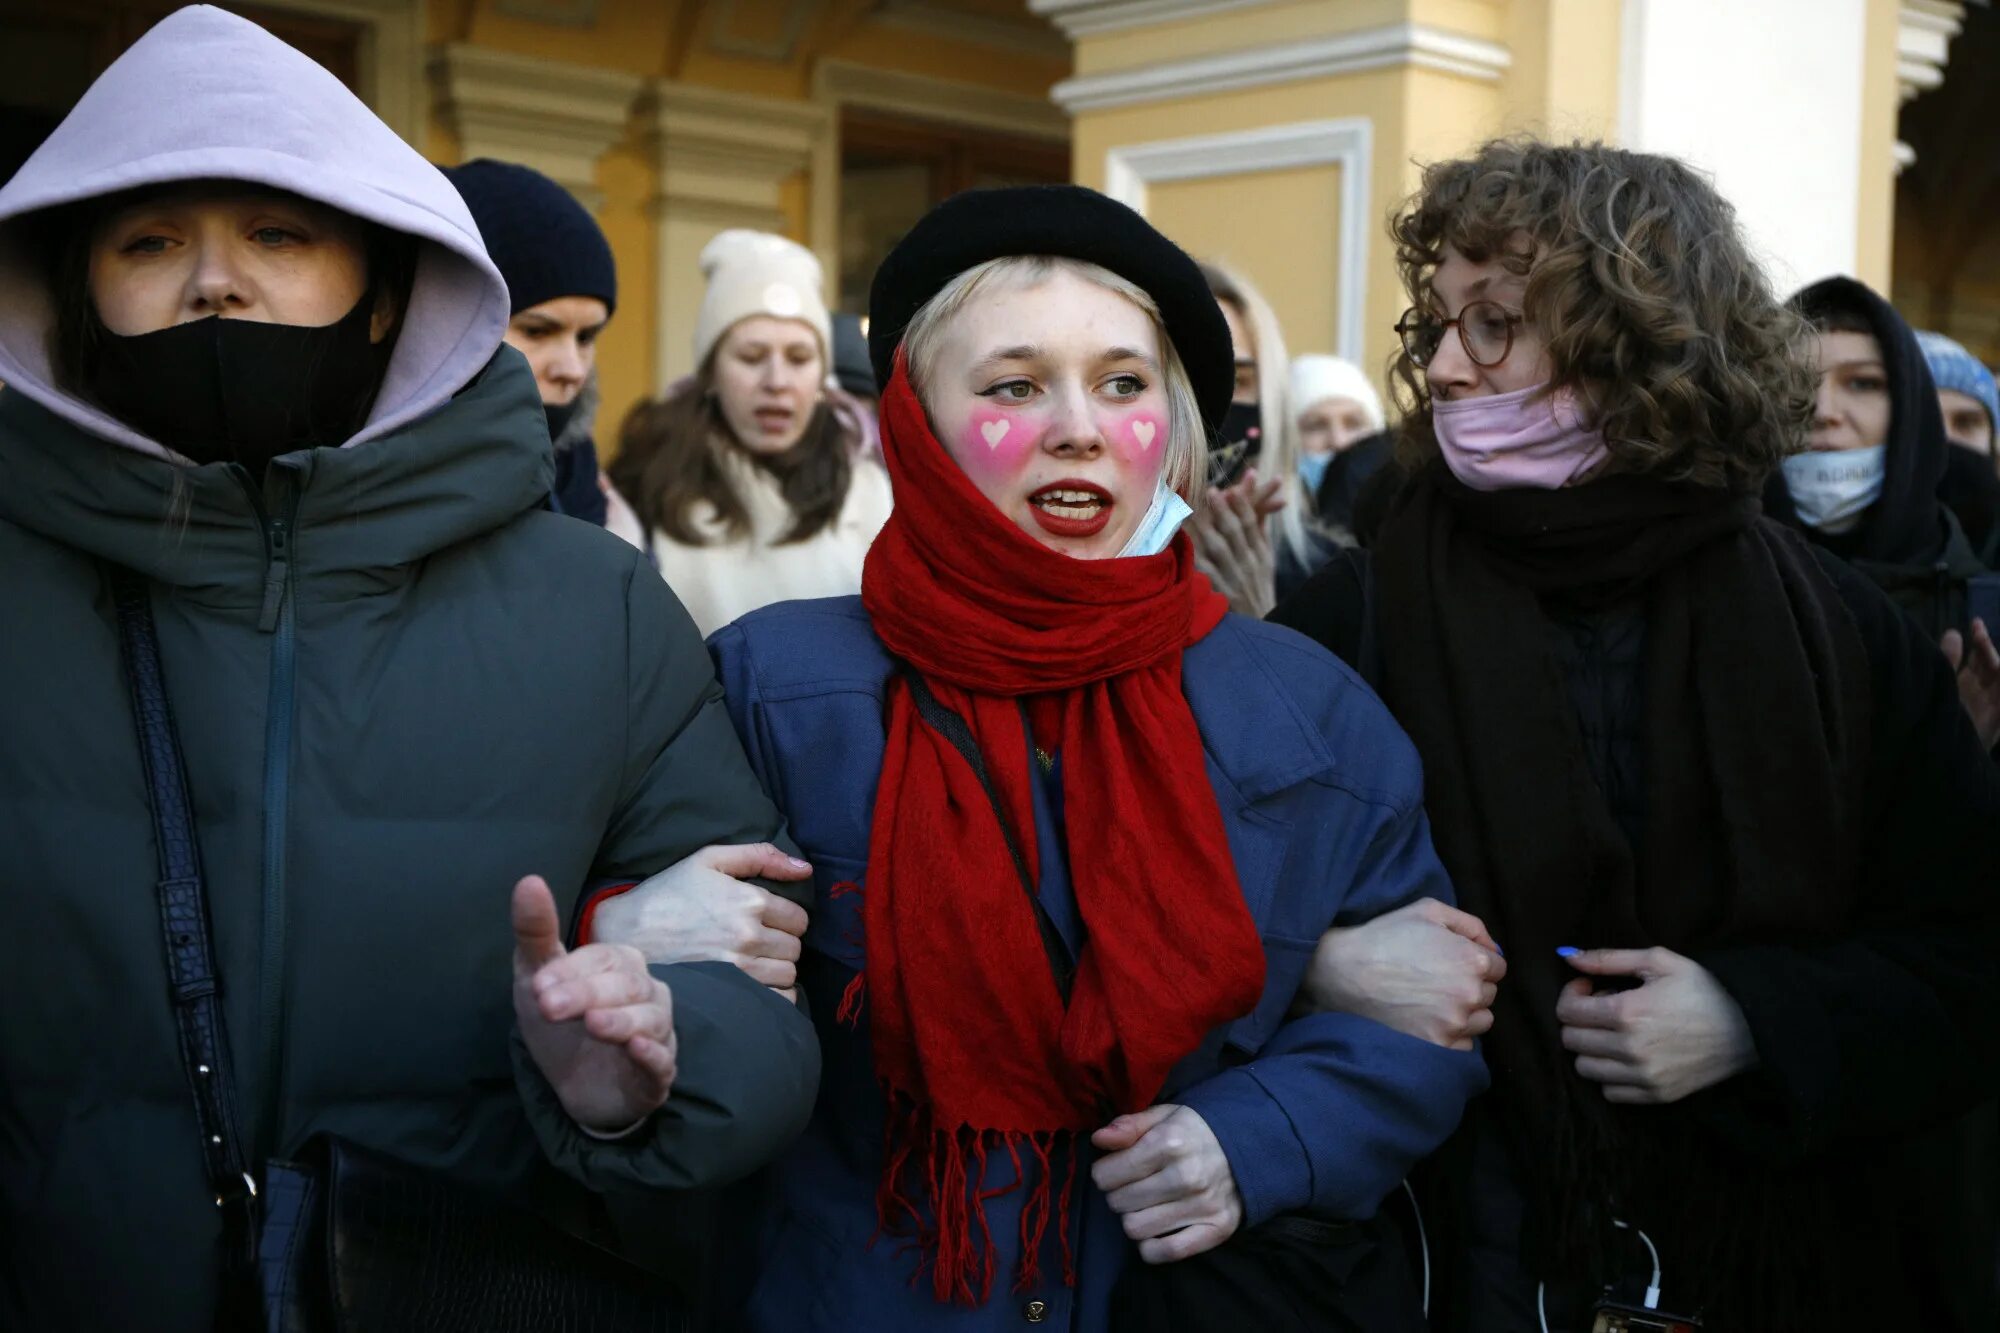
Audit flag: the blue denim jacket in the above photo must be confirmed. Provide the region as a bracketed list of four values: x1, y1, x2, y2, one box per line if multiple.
[709, 596, 1487, 1331]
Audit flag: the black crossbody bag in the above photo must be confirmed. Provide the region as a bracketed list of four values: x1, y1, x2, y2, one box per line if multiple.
[108, 566, 684, 1333]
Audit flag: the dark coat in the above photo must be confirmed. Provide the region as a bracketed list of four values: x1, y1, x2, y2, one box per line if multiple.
[706, 596, 1490, 1332]
[1273, 544, 2000, 1330]
[0, 353, 820, 1331]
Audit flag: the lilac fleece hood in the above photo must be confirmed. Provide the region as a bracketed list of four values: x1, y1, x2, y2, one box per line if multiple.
[0, 5, 508, 462]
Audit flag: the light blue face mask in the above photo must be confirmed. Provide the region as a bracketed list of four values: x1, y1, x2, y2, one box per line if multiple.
[1297, 452, 1332, 498]
[1781, 444, 1886, 535]
[1115, 478, 1194, 557]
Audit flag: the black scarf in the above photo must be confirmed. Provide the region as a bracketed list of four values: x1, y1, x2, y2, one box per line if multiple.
[1375, 462, 1872, 1323]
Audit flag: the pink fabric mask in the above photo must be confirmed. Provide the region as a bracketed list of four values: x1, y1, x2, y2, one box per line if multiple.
[1431, 382, 1609, 491]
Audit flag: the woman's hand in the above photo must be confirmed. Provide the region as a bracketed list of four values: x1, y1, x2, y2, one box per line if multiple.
[591, 843, 812, 1001]
[1091, 1105, 1242, 1264]
[1299, 898, 1504, 1050]
[1941, 618, 2000, 752]
[1191, 468, 1285, 618]
[1556, 947, 1758, 1104]
[513, 875, 678, 1134]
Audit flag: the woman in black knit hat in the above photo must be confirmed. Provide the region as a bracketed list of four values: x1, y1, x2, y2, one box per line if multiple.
[601, 183, 1491, 1332]
[443, 158, 640, 543]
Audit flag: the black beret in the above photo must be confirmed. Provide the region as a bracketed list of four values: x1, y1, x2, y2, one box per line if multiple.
[867, 185, 1232, 433]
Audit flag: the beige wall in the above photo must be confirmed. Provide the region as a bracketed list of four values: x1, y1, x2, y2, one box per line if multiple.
[1150, 163, 1344, 357]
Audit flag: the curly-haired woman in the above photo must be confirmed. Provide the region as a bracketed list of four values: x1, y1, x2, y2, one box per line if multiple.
[1271, 139, 2000, 1332]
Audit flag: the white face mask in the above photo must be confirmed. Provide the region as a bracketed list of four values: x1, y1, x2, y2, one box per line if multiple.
[1115, 478, 1193, 557]
[1781, 444, 1887, 535]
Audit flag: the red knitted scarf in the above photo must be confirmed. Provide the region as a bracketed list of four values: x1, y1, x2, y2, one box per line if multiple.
[851, 354, 1266, 1303]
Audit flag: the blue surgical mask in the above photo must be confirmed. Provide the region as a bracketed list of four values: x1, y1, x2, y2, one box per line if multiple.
[1781, 445, 1886, 534]
[1297, 452, 1332, 497]
[1116, 478, 1193, 557]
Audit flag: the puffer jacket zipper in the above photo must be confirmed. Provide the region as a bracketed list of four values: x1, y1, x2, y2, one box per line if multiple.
[240, 465, 300, 1161]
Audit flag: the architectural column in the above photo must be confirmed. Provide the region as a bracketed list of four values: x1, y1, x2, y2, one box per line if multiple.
[639, 83, 830, 384]
[1039, 0, 1509, 378]
[1895, 0, 1969, 169]
[428, 42, 644, 212]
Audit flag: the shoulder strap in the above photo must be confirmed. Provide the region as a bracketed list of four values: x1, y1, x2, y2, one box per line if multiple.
[899, 669, 1076, 1003]
[106, 567, 260, 1231]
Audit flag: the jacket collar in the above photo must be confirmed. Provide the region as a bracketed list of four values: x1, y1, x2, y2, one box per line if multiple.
[1185, 616, 1338, 805]
[0, 351, 551, 603]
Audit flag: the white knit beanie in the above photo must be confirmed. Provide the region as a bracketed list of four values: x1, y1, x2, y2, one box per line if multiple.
[692, 230, 832, 368]
[1289, 354, 1385, 432]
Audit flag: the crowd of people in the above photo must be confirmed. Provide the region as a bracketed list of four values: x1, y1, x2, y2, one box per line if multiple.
[1, 7, 1997, 1332]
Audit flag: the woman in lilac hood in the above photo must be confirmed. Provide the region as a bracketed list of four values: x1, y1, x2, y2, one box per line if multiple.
[0, 8, 816, 1328]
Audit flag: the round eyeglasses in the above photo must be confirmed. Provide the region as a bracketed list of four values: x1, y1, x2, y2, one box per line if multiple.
[1394, 301, 1525, 369]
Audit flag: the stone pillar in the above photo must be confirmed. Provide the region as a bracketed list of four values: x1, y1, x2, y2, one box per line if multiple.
[1039, 0, 1510, 380]
[428, 42, 644, 213]
[638, 82, 830, 384]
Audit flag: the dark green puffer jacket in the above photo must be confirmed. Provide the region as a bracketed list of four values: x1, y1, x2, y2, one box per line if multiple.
[0, 351, 820, 1330]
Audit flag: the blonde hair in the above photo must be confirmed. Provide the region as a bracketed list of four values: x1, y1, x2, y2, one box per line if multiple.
[1200, 260, 1318, 567]
[901, 255, 1208, 503]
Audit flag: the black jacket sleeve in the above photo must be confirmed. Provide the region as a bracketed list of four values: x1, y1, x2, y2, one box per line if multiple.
[1268, 546, 1375, 679]
[511, 961, 820, 1191]
[1694, 550, 2000, 1157]
[516, 555, 819, 1189]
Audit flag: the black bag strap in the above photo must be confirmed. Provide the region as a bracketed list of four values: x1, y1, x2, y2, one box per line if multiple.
[899, 668, 1075, 1003]
[106, 568, 261, 1250]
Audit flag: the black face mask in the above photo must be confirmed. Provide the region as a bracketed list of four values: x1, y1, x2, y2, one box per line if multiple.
[543, 393, 583, 444]
[90, 293, 390, 473]
[1209, 400, 1264, 489]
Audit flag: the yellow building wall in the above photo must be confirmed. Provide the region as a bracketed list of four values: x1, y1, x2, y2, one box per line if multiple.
[1150, 163, 1344, 357]
[1856, 0, 1901, 290]
[422, 0, 1066, 458]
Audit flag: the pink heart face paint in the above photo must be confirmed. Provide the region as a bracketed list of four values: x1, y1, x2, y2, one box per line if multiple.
[1117, 411, 1164, 465]
[958, 407, 1043, 487]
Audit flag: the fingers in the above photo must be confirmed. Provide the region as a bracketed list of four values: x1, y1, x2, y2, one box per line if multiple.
[760, 892, 810, 937]
[1973, 618, 2000, 670]
[536, 953, 656, 1022]
[1574, 1055, 1645, 1086]
[1428, 902, 1501, 954]
[1602, 1083, 1662, 1106]
[1105, 1165, 1191, 1218]
[1553, 977, 1624, 1030]
[1560, 1025, 1629, 1059]
[1139, 1220, 1233, 1265]
[583, 996, 673, 1044]
[625, 1033, 678, 1097]
[1117, 1193, 1206, 1242]
[511, 876, 566, 976]
[1942, 628, 1966, 671]
[1091, 1104, 1177, 1154]
[697, 842, 813, 882]
[1561, 946, 1669, 979]
[737, 955, 799, 991]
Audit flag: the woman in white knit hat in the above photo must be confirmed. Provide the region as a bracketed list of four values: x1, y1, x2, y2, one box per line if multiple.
[1290, 353, 1390, 532]
[610, 230, 892, 636]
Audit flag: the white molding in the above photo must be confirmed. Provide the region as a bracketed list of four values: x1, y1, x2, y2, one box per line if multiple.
[1051, 22, 1511, 112]
[873, 1, 1069, 58]
[1030, 0, 1277, 39]
[1897, 0, 1966, 103]
[429, 43, 644, 212]
[812, 59, 1070, 141]
[640, 82, 833, 380]
[1105, 119, 1372, 361]
[249, 0, 428, 145]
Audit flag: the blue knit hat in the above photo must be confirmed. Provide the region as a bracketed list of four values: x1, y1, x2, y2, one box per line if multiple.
[1916, 329, 1997, 434]
[441, 158, 616, 317]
